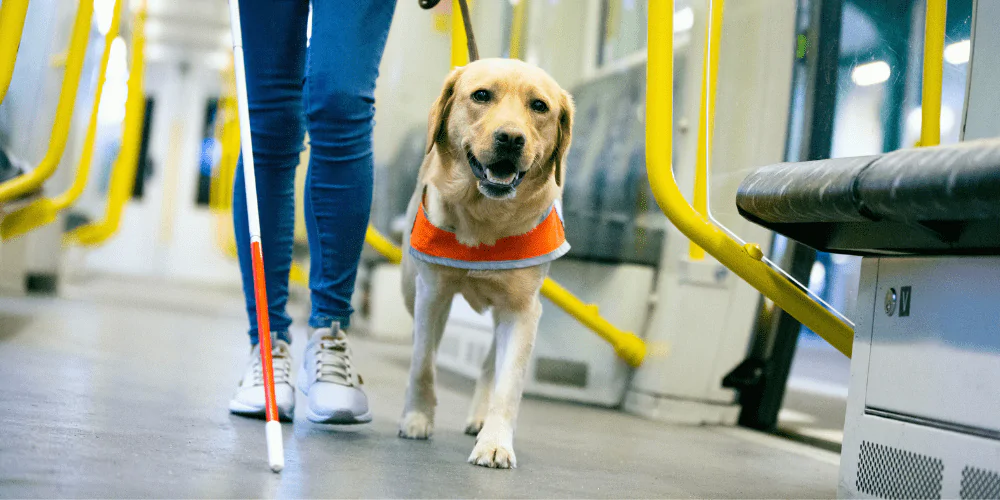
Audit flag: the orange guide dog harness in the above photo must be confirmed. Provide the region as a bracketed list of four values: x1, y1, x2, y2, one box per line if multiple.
[409, 200, 570, 270]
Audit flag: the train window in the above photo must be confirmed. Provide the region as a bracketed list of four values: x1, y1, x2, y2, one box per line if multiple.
[598, 0, 649, 66]
[832, 0, 971, 158]
[132, 97, 155, 199]
[598, 1, 695, 68]
[194, 98, 221, 206]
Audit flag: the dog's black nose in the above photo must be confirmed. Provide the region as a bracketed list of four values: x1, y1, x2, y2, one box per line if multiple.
[494, 129, 525, 151]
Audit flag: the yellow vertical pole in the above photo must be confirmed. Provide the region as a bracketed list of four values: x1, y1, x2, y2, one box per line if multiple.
[920, 0, 947, 147]
[509, 0, 527, 60]
[689, 0, 725, 261]
[648, 1, 674, 203]
[451, 0, 470, 68]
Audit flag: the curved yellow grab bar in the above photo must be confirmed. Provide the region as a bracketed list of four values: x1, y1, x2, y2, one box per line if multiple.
[689, 0, 724, 261]
[646, 0, 852, 357]
[1, 0, 123, 240]
[0, 0, 30, 104]
[0, 0, 94, 204]
[920, 0, 946, 147]
[362, 226, 647, 367]
[539, 278, 646, 367]
[65, 1, 146, 246]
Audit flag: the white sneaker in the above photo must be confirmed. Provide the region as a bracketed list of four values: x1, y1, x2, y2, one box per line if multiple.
[229, 337, 295, 421]
[298, 324, 372, 424]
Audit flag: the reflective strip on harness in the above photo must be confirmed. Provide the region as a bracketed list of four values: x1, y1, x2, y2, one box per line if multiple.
[409, 203, 570, 270]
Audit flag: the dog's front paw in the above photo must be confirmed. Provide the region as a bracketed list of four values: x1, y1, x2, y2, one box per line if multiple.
[464, 418, 484, 436]
[468, 435, 516, 469]
[398, 411, 434, 439]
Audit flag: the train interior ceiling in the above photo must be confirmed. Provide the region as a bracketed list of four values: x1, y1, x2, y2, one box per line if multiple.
[0, 0, 996, 498]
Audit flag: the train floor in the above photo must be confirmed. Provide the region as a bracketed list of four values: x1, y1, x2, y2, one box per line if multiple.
[0, 275, 840, 498]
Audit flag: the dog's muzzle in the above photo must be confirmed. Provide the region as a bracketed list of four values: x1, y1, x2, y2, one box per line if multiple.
[467, 151, 525, 199]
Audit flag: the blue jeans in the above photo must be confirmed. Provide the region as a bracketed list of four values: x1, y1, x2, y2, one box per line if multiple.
[232, 0, 396, 345]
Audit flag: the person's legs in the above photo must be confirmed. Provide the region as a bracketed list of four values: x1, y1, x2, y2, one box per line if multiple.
[229, 0, 308, 421]
[304, 0, 396, 330]
[296, 0, 396, 425]
[232, 0, 309, 346]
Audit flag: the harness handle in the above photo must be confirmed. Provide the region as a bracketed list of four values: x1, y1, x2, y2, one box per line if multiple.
[419, 0, 478, 63]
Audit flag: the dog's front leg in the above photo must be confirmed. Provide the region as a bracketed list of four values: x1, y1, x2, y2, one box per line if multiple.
[464, 334, 496, 435]
[468, 297, 541, 469]
[399, 271, 453, 439]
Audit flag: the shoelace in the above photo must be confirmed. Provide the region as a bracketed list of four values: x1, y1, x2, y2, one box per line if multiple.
[313, 336, 354, 386]
[252, 344, 292, 385]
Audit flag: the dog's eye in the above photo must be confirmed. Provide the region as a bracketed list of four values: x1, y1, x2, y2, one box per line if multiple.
[530, 99, 549, 113]
[471, 89, 491, 103]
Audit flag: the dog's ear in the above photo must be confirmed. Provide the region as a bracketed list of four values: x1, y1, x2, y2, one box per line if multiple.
[550, 89, 574, 187]
[426, 67, 464, 155]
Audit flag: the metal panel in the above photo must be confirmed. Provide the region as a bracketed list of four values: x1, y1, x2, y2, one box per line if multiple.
[865, 257, 1000, 434]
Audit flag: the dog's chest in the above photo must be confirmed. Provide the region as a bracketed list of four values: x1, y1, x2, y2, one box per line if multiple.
[456, 268, 543, 314]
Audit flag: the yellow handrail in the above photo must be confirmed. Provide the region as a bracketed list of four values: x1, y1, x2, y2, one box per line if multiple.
[689, 0, 724, 261]
[1, 0, 123, 240]
[0, 0, 94, 204]
[646, 0, 853, 357]
[0, 0, 30, 104]
[539, 278, 646, 366]
[65, 1, 147, 246]
[920, 0, 946, 147]
[365, 226, 404, 263]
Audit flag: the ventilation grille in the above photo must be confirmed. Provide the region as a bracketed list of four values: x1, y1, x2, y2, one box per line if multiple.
[856, 441, 944, 499]
[962, 466, 1000, 499]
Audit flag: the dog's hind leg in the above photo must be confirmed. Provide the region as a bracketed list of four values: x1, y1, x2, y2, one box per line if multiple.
[468, 297, 541, 469]
[464, 334, 496, 436]
[398, 271, 453, 440]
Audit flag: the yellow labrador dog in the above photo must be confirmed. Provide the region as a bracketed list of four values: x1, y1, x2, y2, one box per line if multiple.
[397, 58, 574, 469]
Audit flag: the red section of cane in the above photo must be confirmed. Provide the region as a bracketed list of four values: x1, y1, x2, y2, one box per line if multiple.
[250, 240, 279, 423]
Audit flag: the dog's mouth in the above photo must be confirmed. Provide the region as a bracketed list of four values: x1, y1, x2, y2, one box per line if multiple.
[467, 152, 526, 199]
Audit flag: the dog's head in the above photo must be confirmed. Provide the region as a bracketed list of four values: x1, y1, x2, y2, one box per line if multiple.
[426, 58, 574, 200]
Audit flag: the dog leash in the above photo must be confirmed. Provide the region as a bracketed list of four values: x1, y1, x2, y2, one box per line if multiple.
[419, 0, 479, 62]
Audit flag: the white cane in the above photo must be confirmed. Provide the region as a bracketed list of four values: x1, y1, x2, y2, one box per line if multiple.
[227, 0, 284, 473]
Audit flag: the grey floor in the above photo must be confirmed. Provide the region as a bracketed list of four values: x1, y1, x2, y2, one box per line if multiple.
[0, 275, 840, 498]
